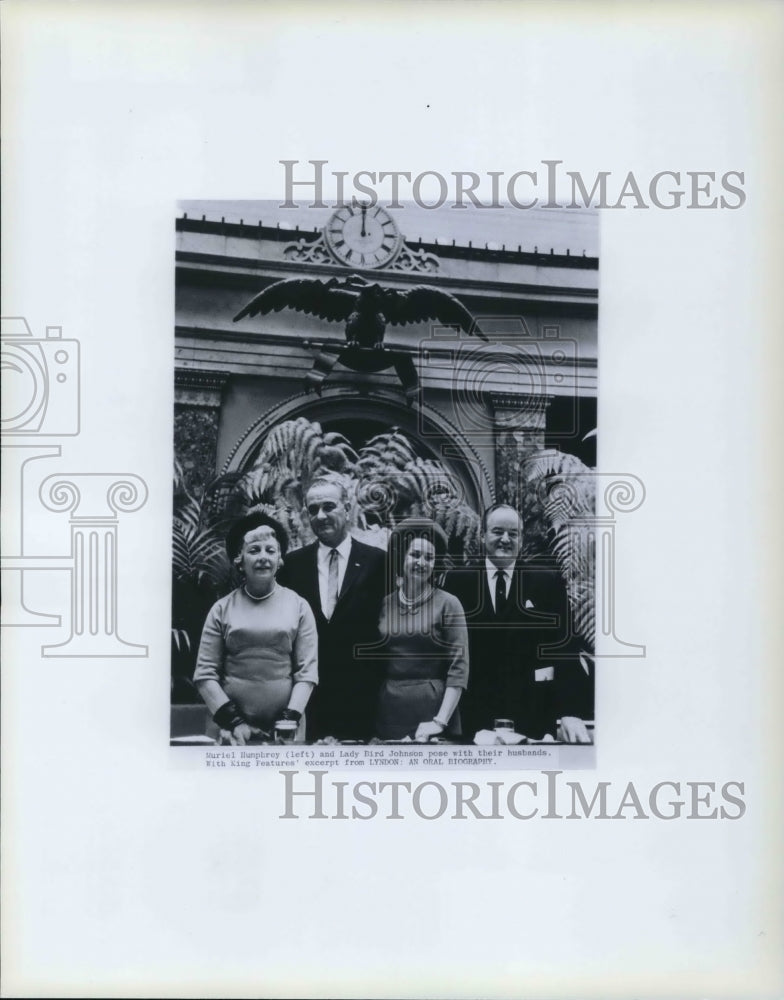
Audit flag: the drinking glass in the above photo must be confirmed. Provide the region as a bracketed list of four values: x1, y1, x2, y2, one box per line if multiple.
[274, 719, 297, 744]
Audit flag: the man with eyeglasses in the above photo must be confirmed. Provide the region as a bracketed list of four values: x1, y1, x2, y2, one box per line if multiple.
[278, 476, 387, 742]
[444, 503, 592, 743]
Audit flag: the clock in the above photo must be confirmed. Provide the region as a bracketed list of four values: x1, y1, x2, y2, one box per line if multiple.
[324, 203, 403, 269]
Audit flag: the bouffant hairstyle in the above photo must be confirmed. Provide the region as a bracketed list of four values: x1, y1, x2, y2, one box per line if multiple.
[226, 511, 289, 563]
[387, 517, 449, 580]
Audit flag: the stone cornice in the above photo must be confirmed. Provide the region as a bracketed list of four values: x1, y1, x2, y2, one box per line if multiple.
[174, 252, 599, 305]
[174, 369, 229, 391]
[174, 369, 229, 407]
[173, 326, 598, 369]
[176, 216, 599, 270]
[491, 392, 555, 410]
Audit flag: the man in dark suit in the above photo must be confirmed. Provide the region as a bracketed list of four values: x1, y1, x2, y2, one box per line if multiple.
[277, 477, 387, 742]
[443, 503, 592, 743]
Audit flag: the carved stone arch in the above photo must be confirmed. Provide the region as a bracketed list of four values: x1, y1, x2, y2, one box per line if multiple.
[221, 387, 494, 514]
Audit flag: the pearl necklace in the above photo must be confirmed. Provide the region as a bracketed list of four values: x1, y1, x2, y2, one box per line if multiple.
[397, 584, 434, 611]
[243, 583, 277, 602]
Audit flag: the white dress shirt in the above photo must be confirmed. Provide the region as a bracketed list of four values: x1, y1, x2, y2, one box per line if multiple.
[317, 535, 353, 616]
[485, 558, 513, 613]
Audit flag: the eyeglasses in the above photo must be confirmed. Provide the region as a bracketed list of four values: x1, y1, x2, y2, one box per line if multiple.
[307, 501, 340, 516]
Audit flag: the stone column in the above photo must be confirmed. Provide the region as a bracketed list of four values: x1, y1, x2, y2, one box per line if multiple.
[174, 370, 228, 497]
[490, 393, 552, 508]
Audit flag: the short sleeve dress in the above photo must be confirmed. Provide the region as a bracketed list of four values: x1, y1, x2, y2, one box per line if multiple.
[194, 584, 318, 738]
[376, 587, 469, 741]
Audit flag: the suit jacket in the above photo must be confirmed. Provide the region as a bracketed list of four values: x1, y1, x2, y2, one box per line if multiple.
[278, 537, 387, 741]
[443, 557, 592, 740]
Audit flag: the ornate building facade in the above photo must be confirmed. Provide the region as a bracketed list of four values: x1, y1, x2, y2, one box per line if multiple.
[174, 202, 598, 520]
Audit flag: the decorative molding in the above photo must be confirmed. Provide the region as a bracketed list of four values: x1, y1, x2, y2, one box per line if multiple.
[283, 233, 441, 274]
[175, 369, 228, 391]
[490, 392, 554, 411]
[174, 369, 228, 408]
[389, 243, 440, 273]
[282, 233, 332, 266]
[490, 392, 553, 430]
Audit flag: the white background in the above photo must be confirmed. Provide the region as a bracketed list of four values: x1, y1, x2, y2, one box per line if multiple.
[2, 2, 782, 997]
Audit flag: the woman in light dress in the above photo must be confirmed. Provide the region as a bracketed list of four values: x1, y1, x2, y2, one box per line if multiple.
[194, 512, 318, 745]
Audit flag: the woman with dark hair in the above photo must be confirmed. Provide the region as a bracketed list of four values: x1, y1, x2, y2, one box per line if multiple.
[376, 518, 469, 742]
[193, 511, 318, 745]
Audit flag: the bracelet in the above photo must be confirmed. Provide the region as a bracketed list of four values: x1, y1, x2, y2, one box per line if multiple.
[279, 707, 302, 723]
[432, 717, 447, 729]
[213, 700, 246, 732]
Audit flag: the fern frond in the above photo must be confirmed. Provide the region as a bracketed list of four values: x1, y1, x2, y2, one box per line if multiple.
[356, 431, 417, 472]
[520, 448, 596, 650]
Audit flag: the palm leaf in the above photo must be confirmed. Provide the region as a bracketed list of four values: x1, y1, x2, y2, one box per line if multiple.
[172, 493, 231, 589]
[520, 449, 596, 650]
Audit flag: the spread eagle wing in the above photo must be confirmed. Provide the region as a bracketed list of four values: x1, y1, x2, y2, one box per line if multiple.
[233, 277, 359, 323]
[378, 285, 486, 340]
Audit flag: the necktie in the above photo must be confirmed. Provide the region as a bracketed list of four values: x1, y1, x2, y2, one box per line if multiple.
[494, 569, 507, 613]
[324, 548, 339, 619]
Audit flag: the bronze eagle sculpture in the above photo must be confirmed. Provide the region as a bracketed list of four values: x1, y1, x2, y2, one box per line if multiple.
[233, 274, 484, 401]
[233, 274, 486, 347]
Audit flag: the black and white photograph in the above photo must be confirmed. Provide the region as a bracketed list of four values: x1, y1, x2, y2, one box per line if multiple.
[172, 200, 597, 757]
[3, 2, 783, 997]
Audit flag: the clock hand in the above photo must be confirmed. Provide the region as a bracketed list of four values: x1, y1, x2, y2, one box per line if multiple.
[360, 203, 367, 237]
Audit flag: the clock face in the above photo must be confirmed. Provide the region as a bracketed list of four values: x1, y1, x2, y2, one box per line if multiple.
[324, 204, 403, 269]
